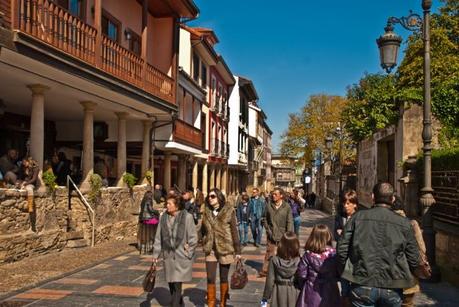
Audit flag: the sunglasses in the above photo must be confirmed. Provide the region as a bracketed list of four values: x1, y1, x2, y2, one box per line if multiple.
[209, 194, 217, 199]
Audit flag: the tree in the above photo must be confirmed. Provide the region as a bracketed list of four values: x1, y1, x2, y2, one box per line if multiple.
[342, 73, 399, 143]
[280, 94, 352, 165]
[397, 0, 459, 146]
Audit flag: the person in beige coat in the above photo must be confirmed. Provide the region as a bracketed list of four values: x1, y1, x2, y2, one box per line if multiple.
[201, 188, 241, 307]
[393, 197, 427, 307]
[152, 196, 198, 307]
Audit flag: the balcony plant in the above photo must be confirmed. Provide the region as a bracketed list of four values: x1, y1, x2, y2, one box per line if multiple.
[123, 172, 137, 190]
[89, 173, 103, 205]
[42, 169, 57, 194]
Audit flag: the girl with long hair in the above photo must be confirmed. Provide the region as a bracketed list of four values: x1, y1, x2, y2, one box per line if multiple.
[296, 224, 340, 307]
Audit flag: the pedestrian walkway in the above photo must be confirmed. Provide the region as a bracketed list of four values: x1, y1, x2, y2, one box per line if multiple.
[1, 209, 458, 306]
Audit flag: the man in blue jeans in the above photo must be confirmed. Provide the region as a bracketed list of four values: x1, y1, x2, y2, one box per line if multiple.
[337, 182, 420, 307]
[249, 187, 266, 247]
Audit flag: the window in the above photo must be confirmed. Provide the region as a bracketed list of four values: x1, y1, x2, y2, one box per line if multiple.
[126, 29, 141, 56]
[192, 53, 200, 82]
[56, 0, 85, 19]
[201, 63, 207, 88]
[102, 11, 120, 42]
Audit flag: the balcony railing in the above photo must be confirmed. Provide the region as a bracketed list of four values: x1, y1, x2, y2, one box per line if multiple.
[13, 0, 175, 104]
[210, 138, 219, 156]
[173, 120, 201, 149]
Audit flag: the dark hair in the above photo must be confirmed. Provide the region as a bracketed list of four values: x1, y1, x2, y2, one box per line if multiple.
[272, 187, 285, 197]
[372, 182, 394, 205]
[343, 190, 358, 205]
[205, 188, 226, 208]
[392, 194, 404, 211]
[277, 231, 300, 260]
[166, 196, 180, 209]
[304, 224, 332, 253]
[241, 194, 249, 202]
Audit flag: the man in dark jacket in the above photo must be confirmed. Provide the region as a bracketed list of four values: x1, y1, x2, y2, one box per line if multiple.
[337, 182, 420, 307]
[249, 187, 266, 247]
[259, 187, 293, 277]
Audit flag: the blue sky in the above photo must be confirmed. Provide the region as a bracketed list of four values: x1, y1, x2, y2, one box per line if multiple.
[190, 0, 439, 152]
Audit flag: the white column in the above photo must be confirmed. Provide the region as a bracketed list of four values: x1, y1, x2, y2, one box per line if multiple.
[164, 152, 171, 191]
[116, 112, 128, 185]
[141, 120, 152, 180]
[80, 101, 97, 187]
[221, 166, 228, 195]
[210, 164, 215, 189]
[192, 159, 199, 191]
[216, 165, 221, 190]
[202, 162, 208, 195]
[27, 84, 49, 169]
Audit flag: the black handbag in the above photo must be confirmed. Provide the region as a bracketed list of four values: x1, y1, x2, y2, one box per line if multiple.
[230, 259, 248, 289]
[143, 261, 157, 292]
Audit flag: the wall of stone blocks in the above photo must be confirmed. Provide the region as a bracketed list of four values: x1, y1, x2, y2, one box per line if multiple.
[0, 185, 149, 263]
[436, 229, 459, 286]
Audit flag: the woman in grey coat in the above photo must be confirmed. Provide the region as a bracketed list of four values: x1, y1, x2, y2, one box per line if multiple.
[152, 196, 198, 307]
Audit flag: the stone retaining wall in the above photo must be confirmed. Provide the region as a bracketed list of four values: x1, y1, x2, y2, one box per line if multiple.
[0, 185, 148, 264]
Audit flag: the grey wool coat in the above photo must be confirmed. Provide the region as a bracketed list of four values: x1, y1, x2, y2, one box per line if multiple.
[152, 210, 198, 283]
[263, 255, 301, 307]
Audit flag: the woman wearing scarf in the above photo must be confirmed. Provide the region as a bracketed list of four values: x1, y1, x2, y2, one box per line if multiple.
[152, 196, 197, 307]
[201, 188, 241, 307]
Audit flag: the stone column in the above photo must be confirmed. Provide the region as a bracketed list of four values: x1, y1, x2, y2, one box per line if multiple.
[116, 112, 128, 186]
[164, 152, 171, 191]
[221, 166, 228, 195]
[202, 161, 208, 196]
[210, 164, 215, 189]
[141, 120, 152, 181]
[178, 155, 187, 191]
[27, 84, 49, 169]
[192, 159, 199, 191]
[216, 165, 221, 190]
[80, 101, 97, 188]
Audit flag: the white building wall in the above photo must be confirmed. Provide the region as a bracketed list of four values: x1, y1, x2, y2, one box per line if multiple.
[228, 76, 241, 165]
[179, 29, 192, 74]
[248, 107, 258, 138]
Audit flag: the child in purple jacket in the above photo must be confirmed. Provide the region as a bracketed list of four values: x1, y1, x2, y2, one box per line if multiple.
[295, 224, 340, 307]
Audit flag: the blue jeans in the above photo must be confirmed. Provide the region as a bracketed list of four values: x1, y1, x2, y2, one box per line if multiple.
[250, 217, 263, 245]
[239, 222, 249, 244]
[293, 216, 301, 237]
[351, 285, 402, 307]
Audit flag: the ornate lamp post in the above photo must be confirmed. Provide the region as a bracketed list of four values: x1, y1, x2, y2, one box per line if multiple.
[376, 0, 440, 281]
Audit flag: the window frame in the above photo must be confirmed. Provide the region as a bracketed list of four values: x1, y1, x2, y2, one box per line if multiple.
[101, 9, 121, 43]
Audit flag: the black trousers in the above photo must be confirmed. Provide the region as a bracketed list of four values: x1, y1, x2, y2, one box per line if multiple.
[168, 282, 183, 307]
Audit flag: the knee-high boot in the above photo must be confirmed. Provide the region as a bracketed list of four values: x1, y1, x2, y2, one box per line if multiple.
[207, 283, 216, 307]
[220, 282, 229, 307]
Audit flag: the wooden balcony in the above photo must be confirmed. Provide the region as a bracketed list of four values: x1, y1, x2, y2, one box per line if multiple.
[9, 0, 175, 104]
[173, 120, 201, 149]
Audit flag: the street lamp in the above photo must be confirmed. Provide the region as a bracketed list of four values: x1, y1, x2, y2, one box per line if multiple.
[377, 0, 439, 281]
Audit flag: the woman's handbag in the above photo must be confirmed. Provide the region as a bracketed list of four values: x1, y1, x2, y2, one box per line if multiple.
[143, 261, 157, 292]
[230, 259, 248, 289]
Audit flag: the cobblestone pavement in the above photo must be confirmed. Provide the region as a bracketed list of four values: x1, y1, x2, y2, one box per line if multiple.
[1, 209, 458, 306]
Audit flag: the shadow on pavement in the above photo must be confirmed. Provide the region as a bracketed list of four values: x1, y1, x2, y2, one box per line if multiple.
[184, 287, 207, 306]
[245, 259, 262, 272]
[301, 216, 333, 228]
[140, 287, 170, 307]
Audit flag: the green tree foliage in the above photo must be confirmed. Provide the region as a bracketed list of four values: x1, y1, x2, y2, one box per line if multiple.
[280, 94, 352, 165]
[397, 0, 459, 144]
[342, 73, 399, 142]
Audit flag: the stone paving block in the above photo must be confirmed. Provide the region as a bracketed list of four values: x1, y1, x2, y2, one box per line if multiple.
[93, 285, 144, 297]
[113, 255, 130, 261]
[192, 262, 206, 269]
[247, 274, 266, 282]
[192, 271, 207, 278]
[91, 263, 112, 269]
[13, 289, 73, 300]
[54, 278, 98, 285]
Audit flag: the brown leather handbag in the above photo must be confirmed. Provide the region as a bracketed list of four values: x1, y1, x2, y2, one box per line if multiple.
[230, 259, 248, 289]
[143, 261, 157, 292]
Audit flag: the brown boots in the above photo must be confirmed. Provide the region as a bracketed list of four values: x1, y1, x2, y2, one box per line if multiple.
[207, 283, 229, 307]
[220, 282, 229, 307]
[207, 284, 216, 307]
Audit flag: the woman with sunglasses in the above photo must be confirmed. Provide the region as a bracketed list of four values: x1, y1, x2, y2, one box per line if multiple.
[201, 188, 241, 307]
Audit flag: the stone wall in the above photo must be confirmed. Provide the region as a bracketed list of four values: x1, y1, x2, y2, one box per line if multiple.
[0, 187, 68, 263]
[436, 229, 459, 287]
[69, 185, 147, 244]
[0, 185, 149, 264]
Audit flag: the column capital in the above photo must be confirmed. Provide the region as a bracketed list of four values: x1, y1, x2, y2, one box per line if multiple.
[27, 84, 50, 95]
[80, 101, 97, 112]
[115, 112, 129, 120]
[142, 119, 153, 128]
